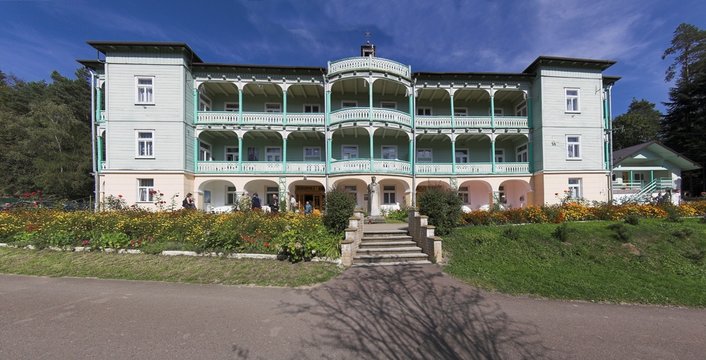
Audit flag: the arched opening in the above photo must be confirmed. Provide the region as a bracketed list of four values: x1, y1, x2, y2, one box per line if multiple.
[198, 81, 240, 113]
[415, 180, 452, 200]
[377, 178, 411, 212]
[286, 84, 324, 119]
[244, 179, 280, 212]
[455, 134, 492, 174]
[285, 131, 325, 173]
[196, 130, 240, 173]
[453, 89, 490, 118]
[241, 83, 283, 113]
[493, 89, 527, 120]
[494, 134, 529, 173]
[371, 77, 410, 113]
[458, 180, 493, 211]
[242, 130, 283, 172]
[331, 127, 371, 173]
[197, 179, 238, 212]
[330, 78, 369, 113]
[498, 179, 531, 209]
[333, 177, 369, 209]
[415, 134, 452, 174]
[373, 128, 411, 174]
[288, 179, 326, 211]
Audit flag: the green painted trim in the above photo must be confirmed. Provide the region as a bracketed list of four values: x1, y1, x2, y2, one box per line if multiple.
[408, 139, 414, 176]
[325, 90, 331, 127]
[490, 94, 495, 129]
[97, 135, 103, 173]
[650, 170, 654, 182]
[96, 88, 102, 122]
[368, 80, 373, 121]
[282, 137, 288, 174]
[326, 137, 332, 173]
[193, 136, 199, 173]
[193, 89, 198, 124]
[527, 99, 533, 172]
[451, 140, 456, 174]
[282, 90, 287, 126]
[491, 140, 496, 173]
[369, 133, 374, 173]
[449, 94, 455, 129]
[238, 89, 243, 125]
[238, 137, 243, 170]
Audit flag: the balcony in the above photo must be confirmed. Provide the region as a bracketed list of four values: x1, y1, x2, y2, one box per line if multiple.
[330, 108, 411, 127]
[286, 162, 326, 174]
[495, 163, 529, 174]
[416, 115, 527, 129]
[197, 161, 239, 173]
[328, 57, 411, 79]
[373, 160, 411, 174]
[416, 162, 529, 175]
[330, 159, 371, 173]
[196, 111, 325, 126]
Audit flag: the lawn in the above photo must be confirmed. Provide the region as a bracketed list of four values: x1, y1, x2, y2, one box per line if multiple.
[0, 248, 342, 287]
[444, 218, 706, 307]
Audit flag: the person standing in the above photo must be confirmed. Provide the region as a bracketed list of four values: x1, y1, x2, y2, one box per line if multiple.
[290, 194, 297, 212]
[251, 193, 261, 211]
[271, 194, 279, 214]
[304, 201, 313, 215]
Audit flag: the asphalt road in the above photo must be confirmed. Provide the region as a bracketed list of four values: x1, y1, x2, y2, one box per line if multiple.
[1, 265, 704, 359]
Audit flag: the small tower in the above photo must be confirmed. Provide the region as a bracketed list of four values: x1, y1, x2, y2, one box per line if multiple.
[361, 31, 375, 57]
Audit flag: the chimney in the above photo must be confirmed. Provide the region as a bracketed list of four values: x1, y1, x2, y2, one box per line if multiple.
[361, 41, 375, 57]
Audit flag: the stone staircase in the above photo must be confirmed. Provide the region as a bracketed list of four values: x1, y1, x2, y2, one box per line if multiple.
[352, 229, 431, 266]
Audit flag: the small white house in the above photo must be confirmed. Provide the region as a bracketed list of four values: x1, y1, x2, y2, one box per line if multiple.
[612, 141, 701, 204]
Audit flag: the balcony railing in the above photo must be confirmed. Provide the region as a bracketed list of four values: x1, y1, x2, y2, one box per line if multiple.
[197, 161, 239, 173]
[196, 111, 325, 126]
[328, 57, 411, 79]
[456, 163, 492, 174]
[286, 162, 326, 174]
[416, 163, 453, 174]
[416, 115, 527, 129]
[330, 108, 411, 127]
[330, 159, 371, 173]
[416, 162, 529, 175]
[495, 163, 529, 174]
[373, 160, 411, 174]
[241, 161, 283, 173]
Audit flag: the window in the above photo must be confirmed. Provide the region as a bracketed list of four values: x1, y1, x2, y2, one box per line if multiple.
[303, 104, 320, 113]
[136, 131, 154, 158]
[341, 145, 358, 160]
[515, 101, 527, 116]
[493, 108, 504, 116]
[135, 76, 154, 104]
[516, 144, 528, 162]
[226, 186, 237, 205]
[137, 179, 154, 202]
[417, 107, 432, 116]
[565, 89, 580, 112]
[199, 141, 212, 161]
[265, 103, 282, 113]
[199, 94, 211, 111]
[225, 147, 239, 161]
[416, 148, 433, 162]
[498, 186, 506, 204]
[247, 147, 258, 161]
[455, 149, 469, 163]
[265, 147, 282, 161]
[568, 178, 582, 199]
[341, 100, 358, 108]
[567, 136, 581, 159]
[454, 107, 468, 116]
[266, 186, 279, 207]
[495, 149, 505, 163]
[304, 147, 321, 161]
[380, 101, 397, 109]
[203, 190, 211, 205]
[344, 185, 357, 195]
[224, 102, 239, 112]
[459, 186, 469, 204]
[383, 185, 396, 204]
[381, 145, 397, 160]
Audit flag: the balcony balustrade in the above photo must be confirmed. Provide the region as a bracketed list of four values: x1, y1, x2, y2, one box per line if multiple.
[330, 159, 371, 173]
[495, 163, 529, 174]
[330, 108, 411, 127]
[373, 160, 411, 174]
[416, 163, 453, 174]
[197, 111, 239, 124]
[241, 112, 283, 125]
[416, 115, 527, 129]
[287, 113, 325, 126]
[328, 57, 411, 79]
[286, 162, 326, 174]
[197, 161, 239, 173]
[456, 163, 493, 174]
[196, 111, 325, 126]
[241, 161, 283, 173]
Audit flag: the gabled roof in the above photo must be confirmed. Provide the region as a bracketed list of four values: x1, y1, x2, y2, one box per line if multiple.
[613, 141, 701, 171]
[86, 41, 203, 63]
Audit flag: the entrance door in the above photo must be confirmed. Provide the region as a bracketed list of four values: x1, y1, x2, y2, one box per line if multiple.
[295, 185, 325, 210]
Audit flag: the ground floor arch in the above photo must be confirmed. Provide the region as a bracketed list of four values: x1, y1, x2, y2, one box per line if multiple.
[197, 179, 237, 211]
[458, 180, 493, 211]
[498, 179, 531, 209]
[244, 179, 280, 211]
[288, 179, 326, 211]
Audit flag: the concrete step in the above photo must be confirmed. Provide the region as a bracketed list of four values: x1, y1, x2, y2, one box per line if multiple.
[359, 240, 418, 248]
[361, 236, 414, 243]
[363, 230, 408, 236]
[352, 260, 432, 267]
[353, 253, 431, 264]
[356, 246, 423, 255]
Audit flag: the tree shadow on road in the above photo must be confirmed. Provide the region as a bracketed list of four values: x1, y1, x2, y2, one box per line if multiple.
[281, 265, 551, 360]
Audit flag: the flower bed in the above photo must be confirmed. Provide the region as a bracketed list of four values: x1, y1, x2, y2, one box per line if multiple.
[0, 210, 340, 262]
[461, 200, 706, 226]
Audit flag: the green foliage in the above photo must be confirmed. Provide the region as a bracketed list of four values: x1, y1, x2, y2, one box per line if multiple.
[671, 228, 693, 240]
[386, 209, 408, 222]
[322, 188, 356, 233]
[94, 232, 130, 250]
[607, 223, 632, 242]
[664, 204, 682, 223]
[502, 226, 520, 241]
[552, 223, 573, 242]
[624, 214, 640, 225]
[418, 188, 462, 235]
[612, 99, 661, 150]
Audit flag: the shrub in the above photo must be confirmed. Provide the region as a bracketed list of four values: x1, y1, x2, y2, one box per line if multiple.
[552, 223, 573, 242]
[624, 214, 640, 225]
[276, 214, 340, 262]
[607, 223, 631, 242]
[323, 189, 356, 234]
[386, 209, 408, 222]
[664, 204, 682, 223]
[418, 188, 462, 235]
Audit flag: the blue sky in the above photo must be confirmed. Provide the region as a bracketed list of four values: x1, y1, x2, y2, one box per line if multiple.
[1, 0, 705, 116]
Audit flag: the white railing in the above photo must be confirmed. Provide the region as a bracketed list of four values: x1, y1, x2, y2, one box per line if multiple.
[241, 112, 284, 125]
[286, 162, 326, 174]
[197, 111, 239, 124]
[455, 116, 492, 128]
[372, 109, 411, 126]
[331, 159, 371, 173]
[415, 163, 453, 174]
[328, 57, 411, 79]
[287, 113, 325, 126]
[415, 116, 451, 128]
[373, 160, 411, 173]
[495, 163, 529, 173]
[456, 163, 492, 174]
[330, 108, 370, 124]
[241, 162, 283, 173]
[197, 161, 239, 173]
[494, 116, 528, 128]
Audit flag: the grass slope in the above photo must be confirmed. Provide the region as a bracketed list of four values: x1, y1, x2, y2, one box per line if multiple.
[444, 218, 706, 307]
[0, 248, 341, 287]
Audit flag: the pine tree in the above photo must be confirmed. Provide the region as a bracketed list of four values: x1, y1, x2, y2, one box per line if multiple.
[612, 99, 662, 150]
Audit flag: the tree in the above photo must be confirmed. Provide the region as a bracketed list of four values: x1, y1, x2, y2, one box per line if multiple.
[661, 23, 706, 194]
[612, 99, 662, 150]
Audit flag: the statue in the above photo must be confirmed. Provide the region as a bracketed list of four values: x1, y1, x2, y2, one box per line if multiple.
[368, 176, 380, 216]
